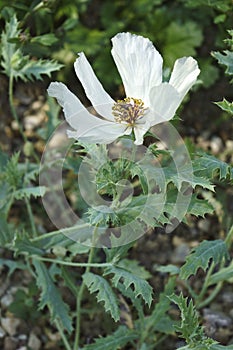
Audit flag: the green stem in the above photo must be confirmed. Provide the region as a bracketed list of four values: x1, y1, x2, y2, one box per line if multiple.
[25, 197, 37, 238]
[196, 261, 215, 305]
[55, 319, 72, 350]
[9, 74, 26, 142]
[31, 223, 90, 242]
[73, 226, 98, 350]
[225, 225, 233, 249]
[197, 281, 223, 309]
[33, 255, 112, 268]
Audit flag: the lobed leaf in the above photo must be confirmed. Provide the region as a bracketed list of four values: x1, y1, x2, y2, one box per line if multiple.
[212, 50, 233, 75]
[215, 99, 233, 115]
[104, 266, 153, 306]
[83, 272, 120, 321]
[13, 186, 46, 200]
[169, 293, 216, 347]
[33, 260, 73, 333]
[83, 325, 137, 350]
[180, 240, 229, 279]
[193, 153, 233, 180]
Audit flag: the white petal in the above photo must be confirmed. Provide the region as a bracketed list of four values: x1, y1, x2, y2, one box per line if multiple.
[48, 82, 126, 144]
[74, 53, 115, 121]
[149, 83, 181, 125]
[48, 82, 91, 129]
[111, 32, 163, 105]
[169, 57, 200, 99]
[67, 122, 127, 144]
[134, 121, 151, 145]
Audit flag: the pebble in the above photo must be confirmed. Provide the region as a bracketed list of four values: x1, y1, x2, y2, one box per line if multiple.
[1, 293, 14, 309]
[171, 243, 189, 263]
[1, 317, 20, 336]
[4, 336, 17, 350]
[0, 325, 6, 338]
[197, 218, 211, 233]
[210, 136, 223, 154]
[28, 332, 41, 350]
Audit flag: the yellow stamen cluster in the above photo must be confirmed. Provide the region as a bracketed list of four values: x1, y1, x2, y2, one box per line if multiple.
[112, 97, 146, 125]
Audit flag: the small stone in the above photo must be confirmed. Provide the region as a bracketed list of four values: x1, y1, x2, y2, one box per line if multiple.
[28, 332, 41, 350]
[0, 325, 6, 338]
[1, 317, 20, 336]
[210, 136, 223, 154]
[171, 243, 189, 263]
[226, 140, 233, 150]
[197, 219, 210, 233]
[1, 293, 14, 309]
[4, 336, 17, 350]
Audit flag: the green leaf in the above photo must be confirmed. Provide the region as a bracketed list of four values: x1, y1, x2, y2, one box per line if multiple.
[14, 186, 46, 200]
[13, 234, 46, 256]
[164, 189, 213, 223]
[180, 240, 229, 279]
[193, 153, 233, 180]
[187, 193, 214, 217]
[1, 14, 20, 77]
[145, 277, 176, 334]
[0, 258, 27, 276]
[83, 325, 137, 350]
[104, 266, 153, 306]
[212, 50, 233, 75]
[83, 272, 120, 322]
[163, 21, 203, 66]
[117, 259, 151, 279]
[0, 213, 15, 246]
[31, 33, 58, 46]
[1, 13, 63, 81]
[208, 261, 233, 285]
[169, 293, 216, 347]
[215, 99, 233, 115]
[33, 260, 73, 333]
[15, 58, 63, 82]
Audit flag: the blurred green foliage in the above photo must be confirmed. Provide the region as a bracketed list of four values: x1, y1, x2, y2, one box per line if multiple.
[0, 0, 232, 94]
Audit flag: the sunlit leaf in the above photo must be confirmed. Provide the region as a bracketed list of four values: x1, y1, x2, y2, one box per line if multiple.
[180, 240, 229, 279]
[83, 272, 120, 322]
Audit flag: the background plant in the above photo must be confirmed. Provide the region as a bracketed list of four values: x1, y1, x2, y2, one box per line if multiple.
[0, 1, 233, 350]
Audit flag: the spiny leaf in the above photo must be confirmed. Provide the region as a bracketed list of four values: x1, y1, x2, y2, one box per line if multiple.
[33, 260, 73, 333]
[169, 293, 215, 347]
[14, 58, 63, 82]
[163, 163, 215, 191]
[104, 266, 153, 306]
[0, 258, 26, 276]
[83, 272, 120, 321]
[215, 99, 233, 115]
[165, 189, 214, 220]
[212, 50, 233, 75]
[83, 326, 137, 350]
[180, 240, 229, 279]
[1, 13, 63, 81]
[187, 193, 214, 217]
[13, 234, 45, 256]
[14, 186, 46, 200]
[1, 14, 20, 77]
[117, 259, 151, 279]
[193, 153, 233, 180]
[4, 152, 23, 189]
[145, 277, 176, 334]
[0, 213, 15, 246]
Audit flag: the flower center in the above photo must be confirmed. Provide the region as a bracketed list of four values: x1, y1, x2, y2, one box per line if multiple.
[112, 97, 147, 125]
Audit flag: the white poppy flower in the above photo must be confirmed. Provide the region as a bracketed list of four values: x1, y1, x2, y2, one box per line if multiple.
[48, 32, 200, 145]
